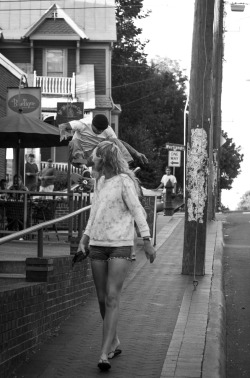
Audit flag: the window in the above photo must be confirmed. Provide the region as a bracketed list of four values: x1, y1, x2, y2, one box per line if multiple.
[44, 49, 67, 77]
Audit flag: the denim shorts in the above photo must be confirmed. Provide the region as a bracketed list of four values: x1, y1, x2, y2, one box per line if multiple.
[89, 245, 132, 262]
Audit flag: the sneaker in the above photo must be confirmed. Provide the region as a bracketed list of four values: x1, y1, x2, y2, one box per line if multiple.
[78, 169, 94, 193]
[82, 168, 91, 178]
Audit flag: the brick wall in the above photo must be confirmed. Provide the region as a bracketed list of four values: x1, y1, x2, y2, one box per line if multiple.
[0, 256, 94, 377]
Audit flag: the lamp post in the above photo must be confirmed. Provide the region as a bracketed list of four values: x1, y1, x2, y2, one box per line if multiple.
[183, 95, 189, 201]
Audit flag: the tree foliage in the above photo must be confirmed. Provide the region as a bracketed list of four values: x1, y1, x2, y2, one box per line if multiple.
[220, 131, 244, 190]
[237, 191, 250, 211]
[112, 1, 187, 188]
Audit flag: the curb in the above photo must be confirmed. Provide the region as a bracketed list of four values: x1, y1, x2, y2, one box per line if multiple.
[202, 220, 226, 378]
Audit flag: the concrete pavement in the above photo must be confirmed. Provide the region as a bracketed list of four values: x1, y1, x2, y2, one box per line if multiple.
[9, 212, 225, 378]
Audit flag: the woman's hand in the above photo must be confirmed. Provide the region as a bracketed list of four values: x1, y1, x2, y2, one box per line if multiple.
[72, 234, 90, 267]
[143, 241, 156, 263]
[77, 234, 90, 255]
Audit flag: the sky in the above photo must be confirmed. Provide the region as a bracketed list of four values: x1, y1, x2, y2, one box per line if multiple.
[137, 0, 194, 70]
[137, 0, 250, 210]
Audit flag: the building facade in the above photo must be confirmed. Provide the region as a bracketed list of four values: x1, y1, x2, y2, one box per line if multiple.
[0, 1, 119, 172]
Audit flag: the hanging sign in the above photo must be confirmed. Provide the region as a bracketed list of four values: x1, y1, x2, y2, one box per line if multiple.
[7, 87, 41, 118]
[56, 102, 84, 125]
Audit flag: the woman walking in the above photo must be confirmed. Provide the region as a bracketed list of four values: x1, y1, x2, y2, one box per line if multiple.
[77, 140, 156, 371]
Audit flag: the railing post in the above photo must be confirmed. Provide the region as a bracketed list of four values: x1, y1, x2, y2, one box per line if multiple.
[37, 228, 44, 258]
[77, 194, 83, 237]
[68, 193, 73, 241]
[72, 72, 76, 99]
[23, 192, 28, 229]
[33, 70, 37, 86]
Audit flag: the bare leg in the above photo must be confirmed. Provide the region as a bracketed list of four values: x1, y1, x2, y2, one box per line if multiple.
[101, 258, 130, 357]
[91, 258, 130, 360]
[91, 260, 120, 350]
[91, 260, 108, 319]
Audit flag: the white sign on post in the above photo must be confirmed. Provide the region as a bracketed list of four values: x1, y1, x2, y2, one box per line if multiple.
[168, 150, 181, 167]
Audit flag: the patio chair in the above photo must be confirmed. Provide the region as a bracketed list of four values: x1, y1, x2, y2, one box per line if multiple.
[5, 200, 32, 232]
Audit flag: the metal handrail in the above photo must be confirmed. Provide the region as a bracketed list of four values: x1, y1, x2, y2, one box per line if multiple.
[0, 204, 91, 258]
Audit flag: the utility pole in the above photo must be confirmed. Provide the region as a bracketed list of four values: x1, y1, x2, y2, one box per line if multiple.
[182, 0, 215, 276]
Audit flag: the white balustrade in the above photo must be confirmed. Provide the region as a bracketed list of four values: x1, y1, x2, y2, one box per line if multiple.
[33, 71, 75, 96]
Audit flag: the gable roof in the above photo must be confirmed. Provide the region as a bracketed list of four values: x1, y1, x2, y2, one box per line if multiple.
[0, 53, 27, 81]
[0, 1, 116, 42]
[23, 3, 88, 40]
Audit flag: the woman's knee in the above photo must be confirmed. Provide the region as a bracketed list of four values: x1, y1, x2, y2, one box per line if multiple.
[105, 293, 119, 309]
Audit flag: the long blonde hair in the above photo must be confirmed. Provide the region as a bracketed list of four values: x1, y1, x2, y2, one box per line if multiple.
[93, 141, 141, 196]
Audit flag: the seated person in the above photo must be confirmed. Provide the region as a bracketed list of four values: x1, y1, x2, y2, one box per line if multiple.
[7, 175, 29, 231]
[0, 179, 8, 200]
[8, 174, 29, 201]
[0, 179, 8, 228]
[59, 114, 148, 169]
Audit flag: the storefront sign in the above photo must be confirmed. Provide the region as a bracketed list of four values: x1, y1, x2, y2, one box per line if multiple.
[7, 87, 41, 117]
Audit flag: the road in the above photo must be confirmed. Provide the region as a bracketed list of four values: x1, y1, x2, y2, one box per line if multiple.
[223, 211, 250, 378]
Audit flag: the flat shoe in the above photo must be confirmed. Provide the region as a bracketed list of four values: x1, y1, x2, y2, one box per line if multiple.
[98, 358, 111, 371]
[108, 348, 122, 359]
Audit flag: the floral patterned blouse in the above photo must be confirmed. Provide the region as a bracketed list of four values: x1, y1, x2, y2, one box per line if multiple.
[84, 174, 150, 246]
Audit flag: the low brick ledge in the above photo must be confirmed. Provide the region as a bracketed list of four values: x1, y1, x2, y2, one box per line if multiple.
[0, 255, 94, 378]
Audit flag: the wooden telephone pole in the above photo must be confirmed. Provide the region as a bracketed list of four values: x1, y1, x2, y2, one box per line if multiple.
[182, 0, 215, 276]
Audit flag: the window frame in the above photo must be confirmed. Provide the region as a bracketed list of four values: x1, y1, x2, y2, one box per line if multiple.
[43, 48, 68, 77]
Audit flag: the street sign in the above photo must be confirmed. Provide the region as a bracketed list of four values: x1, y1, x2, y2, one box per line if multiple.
[168, 150, 181, 167]
[165, 143, 185, 151]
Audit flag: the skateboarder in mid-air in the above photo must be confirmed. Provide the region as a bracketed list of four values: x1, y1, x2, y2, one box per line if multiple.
[59, 114, 148, 169]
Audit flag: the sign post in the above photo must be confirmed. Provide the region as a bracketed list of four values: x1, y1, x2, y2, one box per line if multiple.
[164, 142, 185, 193]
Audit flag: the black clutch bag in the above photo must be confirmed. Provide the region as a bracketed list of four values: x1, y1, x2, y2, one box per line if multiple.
[72, 249, 89, 267]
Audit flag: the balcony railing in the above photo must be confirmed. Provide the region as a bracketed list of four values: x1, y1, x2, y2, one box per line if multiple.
[33, 71, 76, 98]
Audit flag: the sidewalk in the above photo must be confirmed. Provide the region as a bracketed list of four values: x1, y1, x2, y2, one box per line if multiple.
[10, 212, 225, 378]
